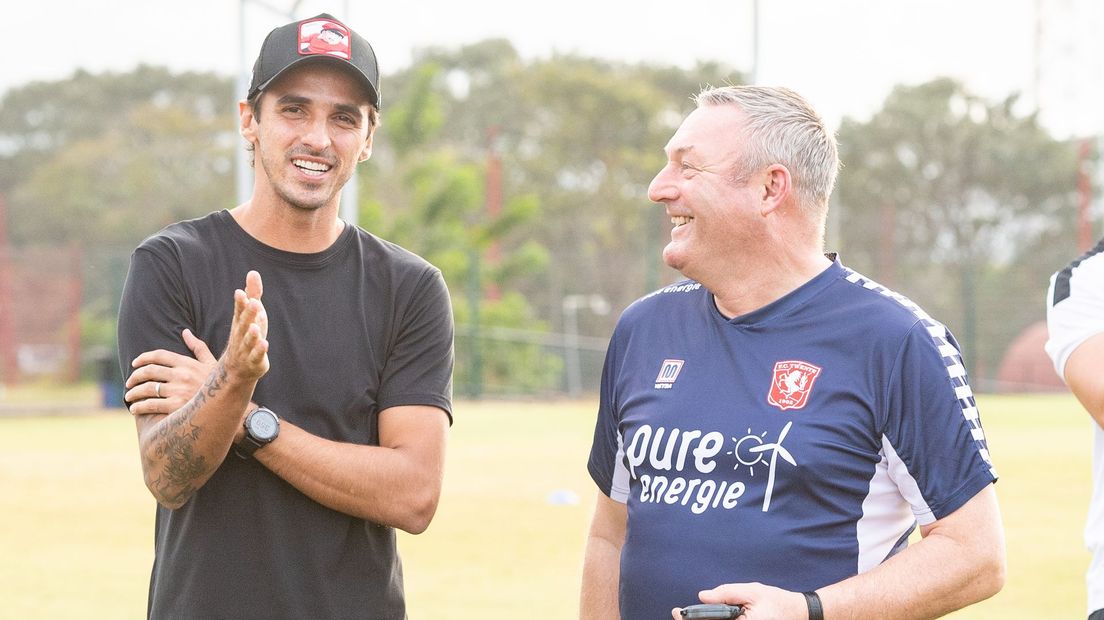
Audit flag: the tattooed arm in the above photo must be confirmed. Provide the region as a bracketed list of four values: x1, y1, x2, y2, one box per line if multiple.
[131, 271, 270, 508]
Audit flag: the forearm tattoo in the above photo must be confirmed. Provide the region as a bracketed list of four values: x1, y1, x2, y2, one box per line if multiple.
[146, 361, 231, 505]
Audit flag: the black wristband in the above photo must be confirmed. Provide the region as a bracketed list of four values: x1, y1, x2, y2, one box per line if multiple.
[802, 591, 824, 620]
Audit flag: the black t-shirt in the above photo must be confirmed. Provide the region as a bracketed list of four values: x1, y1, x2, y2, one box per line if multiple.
[117, 210, 454, 619]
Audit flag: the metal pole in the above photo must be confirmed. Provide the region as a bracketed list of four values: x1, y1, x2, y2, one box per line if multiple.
[0, 193, 19, 386]
[563, 295, 609, 396]
[236, 0, 251, 206]
[340, 0, 359, 226]
[468, 250, 483, 398]
[340, 170, 359, 226]
[1078, 138, 1094, 252]
[750, 0, 760, 84]
[563, 297, 582, 397]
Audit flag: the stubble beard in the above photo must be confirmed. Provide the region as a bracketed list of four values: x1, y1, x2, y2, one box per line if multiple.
[260, 150, 346, 212]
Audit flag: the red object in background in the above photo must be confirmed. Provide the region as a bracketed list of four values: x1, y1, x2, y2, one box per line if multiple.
[0, 194, 18, 385]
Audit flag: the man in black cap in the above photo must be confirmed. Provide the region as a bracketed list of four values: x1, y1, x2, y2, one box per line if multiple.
[116, 13, 454, 618]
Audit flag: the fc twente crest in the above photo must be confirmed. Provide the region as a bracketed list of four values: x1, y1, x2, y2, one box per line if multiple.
[767, 360, 822, 411]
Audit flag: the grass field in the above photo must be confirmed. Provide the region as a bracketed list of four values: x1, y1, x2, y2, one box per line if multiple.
[0, 392, 1093, 618]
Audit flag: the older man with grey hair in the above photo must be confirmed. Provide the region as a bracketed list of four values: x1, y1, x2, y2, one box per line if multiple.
[580, 85, 1005, 620]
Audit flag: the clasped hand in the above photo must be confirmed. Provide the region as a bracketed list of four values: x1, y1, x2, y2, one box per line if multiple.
[125, 270, 269, 415]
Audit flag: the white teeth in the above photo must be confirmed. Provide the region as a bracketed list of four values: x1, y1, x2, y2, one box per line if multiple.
[293, 159, 331, 175]
[671, 216, 693, 227]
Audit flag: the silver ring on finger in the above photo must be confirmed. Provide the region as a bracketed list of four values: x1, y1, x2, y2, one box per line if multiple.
[155, 382, 161, 398]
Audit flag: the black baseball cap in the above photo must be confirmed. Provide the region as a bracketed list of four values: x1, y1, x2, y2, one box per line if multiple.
[248, 13, 381, 109]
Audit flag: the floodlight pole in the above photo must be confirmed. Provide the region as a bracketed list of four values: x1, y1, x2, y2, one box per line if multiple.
[235, 0, 250, 207]
[563, 295, 610, 397]
[750, 0, 759, 84]
[338, 0, 357, 226]
[1078, 138, 1094, 252]
[236, 0, 358, 227]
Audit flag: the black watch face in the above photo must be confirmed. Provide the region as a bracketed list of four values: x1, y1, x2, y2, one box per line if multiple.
[250, 410, 279, 440]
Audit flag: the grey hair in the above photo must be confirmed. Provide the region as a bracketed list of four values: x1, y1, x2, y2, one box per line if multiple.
[694, 85, 839, 209]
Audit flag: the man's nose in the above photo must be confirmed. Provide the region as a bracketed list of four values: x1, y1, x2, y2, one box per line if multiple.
[300, 116, 331, 150]
[647, 165, 677, 203]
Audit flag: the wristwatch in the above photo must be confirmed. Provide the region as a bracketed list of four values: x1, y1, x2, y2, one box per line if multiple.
[236, 406, 280, 459]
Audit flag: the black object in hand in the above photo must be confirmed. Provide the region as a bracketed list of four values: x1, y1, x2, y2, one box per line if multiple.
[680, 603, 746, 619]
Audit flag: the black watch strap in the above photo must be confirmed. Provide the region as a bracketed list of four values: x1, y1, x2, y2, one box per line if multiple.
[802, 591, 824, 620]
[235, 433, 267, 459]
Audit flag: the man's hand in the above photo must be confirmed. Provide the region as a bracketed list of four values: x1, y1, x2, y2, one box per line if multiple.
[672, 583, 806, 620]
[223, 270, 269, 382]
[125, 328, 217, 415]
[128, 270, 271, 508]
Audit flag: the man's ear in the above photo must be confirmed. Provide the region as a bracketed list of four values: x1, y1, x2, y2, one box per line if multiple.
[358, 130, 374, 162]
[760, 164, 792, 215]
[239, 100, 258, 145]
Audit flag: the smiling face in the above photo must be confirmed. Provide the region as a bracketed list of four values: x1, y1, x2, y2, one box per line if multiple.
[240, 61, 375, 213]
[647, 105, 766, 282]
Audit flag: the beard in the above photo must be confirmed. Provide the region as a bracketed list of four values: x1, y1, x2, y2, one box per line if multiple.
[256, 143, 351, 212]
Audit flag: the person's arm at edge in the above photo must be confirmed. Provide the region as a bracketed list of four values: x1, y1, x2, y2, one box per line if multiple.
[252, 404, 449, 534]
[1064, 332, 1104, 429]
[245, 263, 454, 533]
[580, 491, 627, 620]
[691, 484, 1005, 620]
[130, 278, 269, 509]
[125, 334, 449, 532]
[817, 483, 1005, 619]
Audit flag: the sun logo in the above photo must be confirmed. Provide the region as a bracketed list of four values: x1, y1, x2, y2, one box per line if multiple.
[730, 428, 768, 476]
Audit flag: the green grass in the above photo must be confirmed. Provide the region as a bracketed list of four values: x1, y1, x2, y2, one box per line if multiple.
[0, 393, 1092, 618]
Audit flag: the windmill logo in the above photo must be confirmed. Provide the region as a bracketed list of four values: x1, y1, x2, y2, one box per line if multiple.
[746, 420, 797, 512]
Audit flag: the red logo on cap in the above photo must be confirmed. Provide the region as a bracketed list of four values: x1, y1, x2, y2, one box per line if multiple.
[299, 19, 351, 60]
[767, 360, 821, 411]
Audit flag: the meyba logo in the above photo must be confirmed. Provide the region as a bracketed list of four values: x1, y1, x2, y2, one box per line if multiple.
[654, 359, 684, 389]
[767, 360, 821, 411]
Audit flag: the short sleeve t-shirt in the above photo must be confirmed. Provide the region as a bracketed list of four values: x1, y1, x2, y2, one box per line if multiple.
[588, 259, 996, 618]
[117, 210, 454, 619]
[1046, 238, 1104, 614]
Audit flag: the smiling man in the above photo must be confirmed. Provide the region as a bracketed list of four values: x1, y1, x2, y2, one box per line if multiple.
[116, 13, 454, 619]
[580, 85, 1005, 620]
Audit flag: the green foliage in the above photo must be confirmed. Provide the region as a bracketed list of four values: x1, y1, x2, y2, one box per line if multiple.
[0, 65, 235, 207]
[372, 43, 741, 327]
[79, 308, 120, 382]
[5, 48, 1082, 392]
[0, 66, 237, 348]
[11, 102, 235, 245]
[360, 50, 561, 395]
[384, 63, 446, 157]
[835, 78, 1085, 374]
[452, 292, 563, 396]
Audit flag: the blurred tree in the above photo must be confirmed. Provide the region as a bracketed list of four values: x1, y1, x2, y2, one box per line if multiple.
[11, 100, 235, 245]
[359, 43, 740, 394]
[376, 41, 741, 339]
[0, 66, 236, 242]
[835, 77, 1084, 380]
[0, 66, 236, 366]
[0, 50, 743, 394]
[360, 57, 556, 396]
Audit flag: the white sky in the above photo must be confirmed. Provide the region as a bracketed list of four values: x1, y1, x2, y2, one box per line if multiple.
[2, 0, 1102, 138]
